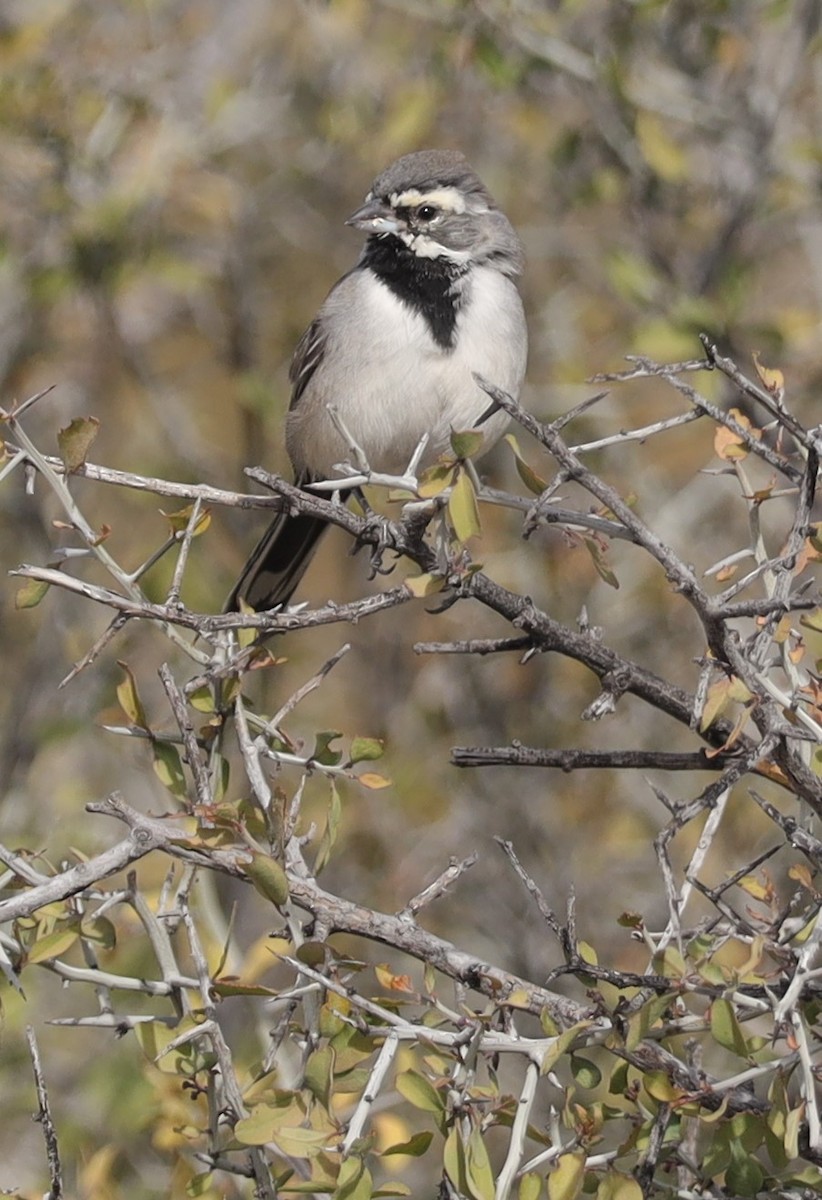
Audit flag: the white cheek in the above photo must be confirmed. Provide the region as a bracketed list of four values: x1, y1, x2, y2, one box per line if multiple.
[399, 231, 473, 263]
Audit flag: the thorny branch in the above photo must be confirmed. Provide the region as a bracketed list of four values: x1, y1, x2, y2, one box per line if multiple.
[5, 344, 822, 1191]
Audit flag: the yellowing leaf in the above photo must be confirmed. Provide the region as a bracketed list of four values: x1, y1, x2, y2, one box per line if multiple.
[714, 409, 761, 461]
[643, 1071, 683, 1103]
[583, 538, 619, 589]
[800, 607, 822, 633]
[752, 351, 785, 396]
[116, 661, 148, 729]
[519, 1174, 543, 1200]
[15, 578, 50, 609]
[374, 964, 414, 992]
[417, 462, 456, 497]
[358, 772, 391, 790]
[578, 941, 598, 965]
[788, 862, 815, 890]
[448, 469, 482, 542]
[505, 434, 548, 495]
[188, 686, 216, 713]
[405, 572, 445, 598]
[160, 504, 212, 537]
[547, 1150, 585, 1200]
[737, 875, 771, 901]
[714, 424, 749, 461]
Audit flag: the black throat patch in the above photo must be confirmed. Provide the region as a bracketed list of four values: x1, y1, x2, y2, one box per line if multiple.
[360, 235, 467, 350]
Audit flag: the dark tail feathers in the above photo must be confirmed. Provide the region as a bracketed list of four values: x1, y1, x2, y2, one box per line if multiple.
[224, 507, 328, 612]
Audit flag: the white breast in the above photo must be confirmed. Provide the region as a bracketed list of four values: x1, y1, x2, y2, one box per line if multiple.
[287, 266, 527, 479]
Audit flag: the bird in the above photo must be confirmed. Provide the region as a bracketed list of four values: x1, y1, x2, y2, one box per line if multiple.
[225, 148, 528, 612]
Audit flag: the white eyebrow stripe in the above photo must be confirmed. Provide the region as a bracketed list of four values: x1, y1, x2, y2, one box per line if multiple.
[390, 186, 467, 213]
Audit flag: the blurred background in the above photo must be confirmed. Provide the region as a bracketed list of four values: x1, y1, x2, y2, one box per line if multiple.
[1, 0, 821, 1193]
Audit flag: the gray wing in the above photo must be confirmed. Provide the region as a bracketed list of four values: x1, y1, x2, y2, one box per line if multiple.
[288, 265, 365, 409]
[288, 316, 327, 410]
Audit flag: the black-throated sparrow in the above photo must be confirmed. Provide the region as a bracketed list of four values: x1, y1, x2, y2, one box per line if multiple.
[226, 149, 527, 612]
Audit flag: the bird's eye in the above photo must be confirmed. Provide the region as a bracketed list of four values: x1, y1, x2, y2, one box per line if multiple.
[416, 204, 440, 223]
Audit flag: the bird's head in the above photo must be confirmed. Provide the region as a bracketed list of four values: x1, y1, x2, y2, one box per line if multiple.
[346, 149, 523, 275]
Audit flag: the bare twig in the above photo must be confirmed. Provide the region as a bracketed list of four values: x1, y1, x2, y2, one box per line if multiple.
[26, 1025, 63, 1200]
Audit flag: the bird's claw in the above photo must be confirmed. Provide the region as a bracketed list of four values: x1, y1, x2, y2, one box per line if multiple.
[352, 514, 397, 580]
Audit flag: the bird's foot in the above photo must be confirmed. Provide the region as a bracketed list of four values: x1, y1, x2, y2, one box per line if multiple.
[352, 513, 398, 580]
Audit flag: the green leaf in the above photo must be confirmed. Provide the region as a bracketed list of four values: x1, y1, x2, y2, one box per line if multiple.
[725, 1147, 764, 1197]
[211, 978, 278, 998]
[448, 469, 482, 542]
[710, 998, 749, 1058]
[395, 1071, 444, 1114]
[314, 780, 342, 876]
[312, 730, 343, 766]
[349, 737, 384, 763]
[443, 1128, 468, 1197]
[152, 742, 187, 798]
[450, 428, 485, 460]
[27, 926, 79, 964]
[594, 1171, 643, 1200]
[58, 415, 100, 473]
[785, 1103, 802, 1160]
[15, 578, 50, 609]
[116, 661, 148, 729]
[539, 1009, 559, 1037]
[274, 1125, 335, 1159]
[519, 1173, 543, 1200]
[418, 461, 456, 497]
[608, 1059, 629, 1095]
[542, 1020, 592, 1073]
[134, 1015, 203, 1072]
[381, 1131, 433, 1158]
[505, 433, 548, 494]
[548, 1150, 585, 1200]
[189, 686, 216, 713]
[186, 1172, 214, 1196]
[79, 915, 116, 950]
[465, 1129, 495, 1200]
[245, 852, 289, 906]
[233, 1105, 284, 1147]
[337, 1161, 373, 1200]
[304, 1046, 335, 1109]
[643, 1071, 682, 1103]
[624, 992, 674, 1051]
[570, 1054, 601, 1088]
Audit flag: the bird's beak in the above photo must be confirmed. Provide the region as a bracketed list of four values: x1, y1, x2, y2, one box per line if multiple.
[345, 198, 403, 234]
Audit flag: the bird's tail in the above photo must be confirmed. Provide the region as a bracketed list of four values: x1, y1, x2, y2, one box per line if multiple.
[224, 507, 329, 613]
